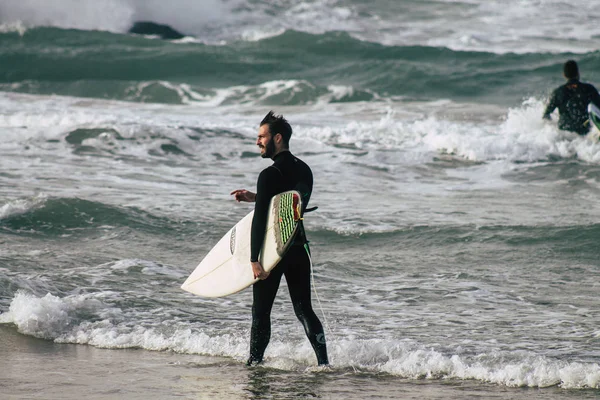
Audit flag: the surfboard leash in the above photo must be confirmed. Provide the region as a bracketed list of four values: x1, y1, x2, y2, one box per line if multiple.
[304, 242, 334, 342]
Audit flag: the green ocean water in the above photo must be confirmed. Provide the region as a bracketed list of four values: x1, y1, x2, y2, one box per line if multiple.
[2, 27, 599, 105]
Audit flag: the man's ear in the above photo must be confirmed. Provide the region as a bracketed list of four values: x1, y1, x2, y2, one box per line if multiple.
[274, 133, 283, 144]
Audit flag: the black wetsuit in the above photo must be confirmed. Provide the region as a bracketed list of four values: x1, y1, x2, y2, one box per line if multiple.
[248, 150, 328, 365]
[543, 78, 600, 136]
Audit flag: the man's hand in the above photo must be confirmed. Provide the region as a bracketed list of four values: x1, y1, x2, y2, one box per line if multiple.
[230, 189, 256, 202]
[251, 261, 270, 280]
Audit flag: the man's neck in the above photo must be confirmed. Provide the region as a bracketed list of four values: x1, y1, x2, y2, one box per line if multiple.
[271, 148, 290, 160]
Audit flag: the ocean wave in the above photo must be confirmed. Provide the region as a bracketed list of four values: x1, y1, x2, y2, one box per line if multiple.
[0, 79, 375, 106]
[1, 291, 598, 389]
[0, 194, 47, 219]
[2, 27, 599, 106]
[2, 0, 599, 54]
[310, 223, 600, 250]
[0, 196, 179, 235]
[420, 98, 600, 164]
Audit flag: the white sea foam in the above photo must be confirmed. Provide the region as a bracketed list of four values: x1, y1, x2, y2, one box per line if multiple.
[0, 0, 226, 35]
[239, 27, 286, 43]
[0, 20, 27, 35]
[181, 80, 369, 107]
[2, 290, 598, 389]
[297, 97, 600, 165]
[0, 0, 135, 33]
[3, 91, 600, 171]
[0, 94, 118, 142]
[500, 97, 600, 163]
[0, 194, 47, 219]
[0, 291, 118, 340]
[108, 259, 186, 279]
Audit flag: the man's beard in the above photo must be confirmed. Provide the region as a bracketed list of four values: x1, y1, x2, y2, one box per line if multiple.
[261, 139, 276, 158]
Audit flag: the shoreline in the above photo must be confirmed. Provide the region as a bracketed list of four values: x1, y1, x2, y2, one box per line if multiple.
[1, 325, 598, 400]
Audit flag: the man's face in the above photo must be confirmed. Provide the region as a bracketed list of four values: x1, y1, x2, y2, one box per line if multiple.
[257, 124, 276, 159]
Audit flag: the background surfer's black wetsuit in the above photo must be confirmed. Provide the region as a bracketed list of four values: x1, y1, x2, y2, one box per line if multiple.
[248, 150, 328, 366]
[543, 78, 600, 135]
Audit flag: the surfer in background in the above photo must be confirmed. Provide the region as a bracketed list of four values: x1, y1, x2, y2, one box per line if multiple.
[543, 59, 600, 136]
[230, 111, 329, 367]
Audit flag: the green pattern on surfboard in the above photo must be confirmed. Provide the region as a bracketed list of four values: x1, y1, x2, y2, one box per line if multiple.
[278, 191, 296, 245]
[273, 191, 299, 255]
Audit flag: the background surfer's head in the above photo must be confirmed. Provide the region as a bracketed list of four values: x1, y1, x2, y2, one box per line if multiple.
[257, 111, 292, 158]
[563, 60, 579, 80]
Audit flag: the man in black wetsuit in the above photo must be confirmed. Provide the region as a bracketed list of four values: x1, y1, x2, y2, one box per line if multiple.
[230, 111, 329, 367]
[543, 60, 600, 136]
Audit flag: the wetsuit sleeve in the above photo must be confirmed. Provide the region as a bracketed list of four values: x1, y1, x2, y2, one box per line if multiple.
[250, 167, 280, 262]
[543, 89, 558, 119]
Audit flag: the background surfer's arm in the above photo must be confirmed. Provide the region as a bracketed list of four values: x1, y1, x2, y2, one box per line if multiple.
[543, 90, 558, 120]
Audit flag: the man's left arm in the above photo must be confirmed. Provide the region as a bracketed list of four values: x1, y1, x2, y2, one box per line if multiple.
[249, 167, 279, 279]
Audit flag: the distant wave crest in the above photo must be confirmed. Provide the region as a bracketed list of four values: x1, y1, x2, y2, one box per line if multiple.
[2, 27, 599, 107]
[0, 196, 178, 235]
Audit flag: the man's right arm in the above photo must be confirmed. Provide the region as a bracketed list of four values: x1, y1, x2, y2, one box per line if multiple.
[230, 189, 256, 202]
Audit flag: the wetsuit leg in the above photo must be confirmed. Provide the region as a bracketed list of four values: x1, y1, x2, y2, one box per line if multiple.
[283, 245, 329, 365]
[248, 264, 285, 365]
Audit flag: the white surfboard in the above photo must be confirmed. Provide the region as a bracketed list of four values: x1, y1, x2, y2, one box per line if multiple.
[588, 102, 600, 141]
[181, 190, 303, 298]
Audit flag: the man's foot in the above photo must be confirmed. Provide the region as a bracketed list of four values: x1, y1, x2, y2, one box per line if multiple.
[246, 357, 263, 367]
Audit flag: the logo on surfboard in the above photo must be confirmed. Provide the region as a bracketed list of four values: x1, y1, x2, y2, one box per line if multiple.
[229, 226, 236, 255]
